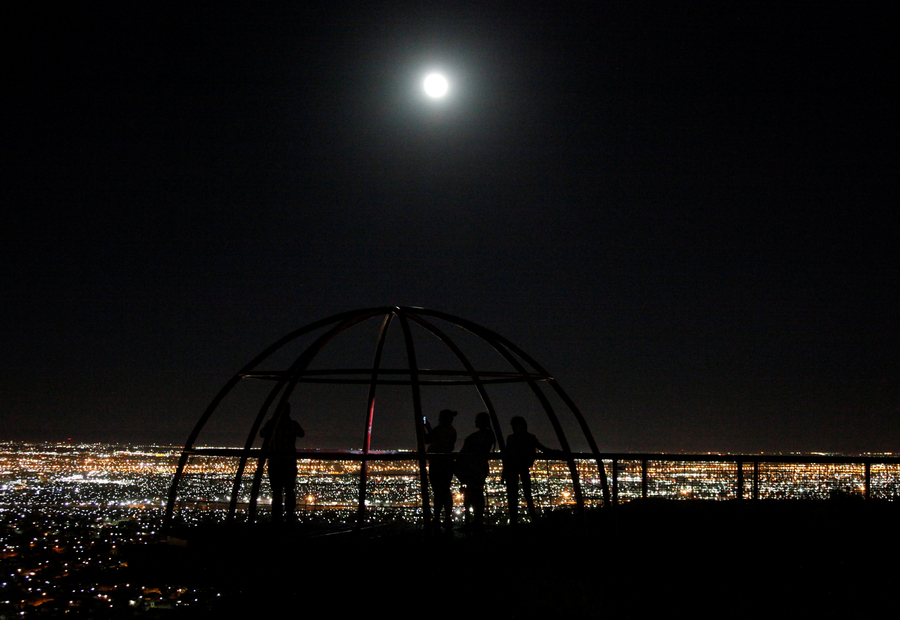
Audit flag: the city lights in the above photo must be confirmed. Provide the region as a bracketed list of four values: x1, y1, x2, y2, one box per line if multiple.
[1, 442, 898, 616]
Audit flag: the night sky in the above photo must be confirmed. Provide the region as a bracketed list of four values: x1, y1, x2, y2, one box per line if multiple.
[5, 2, 898, 453]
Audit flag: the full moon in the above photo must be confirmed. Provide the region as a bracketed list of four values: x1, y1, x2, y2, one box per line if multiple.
[423, 73, 449, 98]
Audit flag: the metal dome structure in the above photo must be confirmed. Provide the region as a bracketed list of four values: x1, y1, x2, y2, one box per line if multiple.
[163, 306, 610, 529]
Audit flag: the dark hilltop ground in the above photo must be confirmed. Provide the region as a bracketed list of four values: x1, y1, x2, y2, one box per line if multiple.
[124, 499, 898, 619]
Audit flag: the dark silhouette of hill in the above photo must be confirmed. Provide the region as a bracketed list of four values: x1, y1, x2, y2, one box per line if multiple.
[127, 499, 899, 618]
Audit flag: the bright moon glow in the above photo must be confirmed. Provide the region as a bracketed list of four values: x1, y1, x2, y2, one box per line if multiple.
[423, 73, 449, 98]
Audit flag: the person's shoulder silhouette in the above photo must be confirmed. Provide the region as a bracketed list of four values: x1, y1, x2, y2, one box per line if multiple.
[261, 403, 304, 454]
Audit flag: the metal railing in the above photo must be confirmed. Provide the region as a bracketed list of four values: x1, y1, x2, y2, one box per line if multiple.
[604, 453, 900, 503]
[165, 450, 900, 527]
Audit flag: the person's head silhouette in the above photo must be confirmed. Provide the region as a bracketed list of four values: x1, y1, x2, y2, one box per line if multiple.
[511, 416, 527, 433]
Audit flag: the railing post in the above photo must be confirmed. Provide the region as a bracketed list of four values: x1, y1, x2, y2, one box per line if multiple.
[736, 459, 744, 503]
[641, 459, 648, 501]
[612, 458, 618, 507]
[864, 460, 871, 500]
[753, 460, 759, 501]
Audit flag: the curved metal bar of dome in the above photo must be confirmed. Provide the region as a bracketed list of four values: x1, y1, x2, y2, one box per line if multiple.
[396, 310, 434, 531]
[246, 309, 387, 523]
[275, 368, 535, 386]
[409, 307, 591, 516]
[420, 306, 611, 508]
[225, 374, 288, 523]
[355, 312, 393, 528]
[437, 315, 611, 507]
[226, 308, 386, 524]
[403, 311, 506, 452]
[163, 306, 393, 528]
[402, 311, 508, 518]
[490, 336, 611, 507]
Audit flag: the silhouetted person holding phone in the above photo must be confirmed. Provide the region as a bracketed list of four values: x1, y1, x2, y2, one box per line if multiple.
[424, 409, 457, 531]
[260, 402, 304, 524]
[457, 411, 495, 530]
[503, 416, 555, 524]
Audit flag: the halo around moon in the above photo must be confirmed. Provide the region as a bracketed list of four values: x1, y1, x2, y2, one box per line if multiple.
[423, 73, 449, 98]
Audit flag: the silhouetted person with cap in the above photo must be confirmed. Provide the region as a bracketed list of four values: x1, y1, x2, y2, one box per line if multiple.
[457, 411, 495, 530]
[260, 402, 304, 524]
[503, 416, 555, 525]
[424, 409, 457, 531]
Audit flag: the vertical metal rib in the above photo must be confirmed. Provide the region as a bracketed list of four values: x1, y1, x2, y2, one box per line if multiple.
[356, 313, 394, 528]
[397, 309, 432, 530]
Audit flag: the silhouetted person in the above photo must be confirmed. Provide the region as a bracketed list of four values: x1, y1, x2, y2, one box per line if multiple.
[457, 411, 496, 530]
[260, 402, 304, 524]
[424, 409, 457, 530]
[503, 416, 555, 524]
